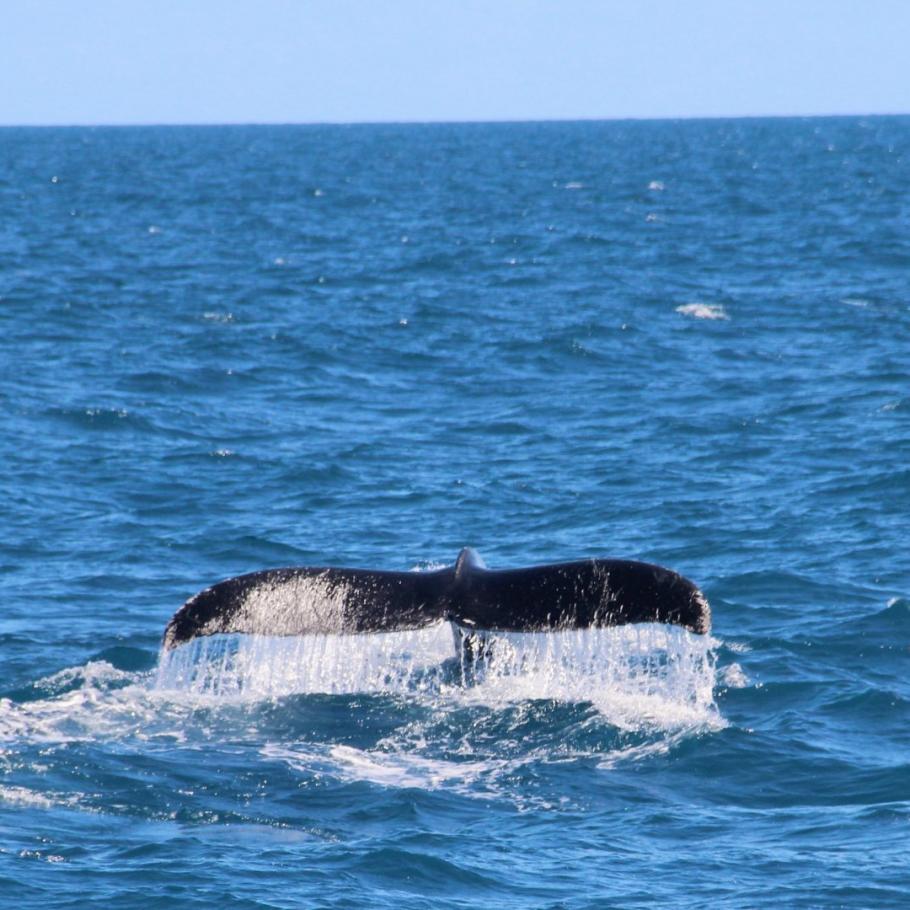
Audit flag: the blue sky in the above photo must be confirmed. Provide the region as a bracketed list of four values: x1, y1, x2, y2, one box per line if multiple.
[2, 0, 909, 125]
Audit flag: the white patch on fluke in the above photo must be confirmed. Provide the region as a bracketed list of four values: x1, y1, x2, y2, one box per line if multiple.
[230, 572, 350, 636]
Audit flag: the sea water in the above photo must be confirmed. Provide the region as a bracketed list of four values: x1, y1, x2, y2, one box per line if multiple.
[1, 118, 908, 907]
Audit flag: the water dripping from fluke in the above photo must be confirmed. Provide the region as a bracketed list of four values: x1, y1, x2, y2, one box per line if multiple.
[154, 622, 719, 727]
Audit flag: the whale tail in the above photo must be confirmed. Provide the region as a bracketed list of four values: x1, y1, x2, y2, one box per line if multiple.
[163, 548, 709, 650]
[163, 547, 710, 650]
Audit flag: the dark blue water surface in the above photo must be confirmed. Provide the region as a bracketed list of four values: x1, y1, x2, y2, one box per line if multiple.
[1, 119, 909, 908]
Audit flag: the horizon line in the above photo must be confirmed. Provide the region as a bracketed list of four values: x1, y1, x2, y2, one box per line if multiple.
[1, 110, 908, 130]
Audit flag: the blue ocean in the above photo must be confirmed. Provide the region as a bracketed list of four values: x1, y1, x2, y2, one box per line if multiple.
[1, 118, 908, 908]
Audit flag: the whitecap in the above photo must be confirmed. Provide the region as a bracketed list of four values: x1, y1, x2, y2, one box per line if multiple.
[0, 785, 90, 818]
[676, 303, 729, 321]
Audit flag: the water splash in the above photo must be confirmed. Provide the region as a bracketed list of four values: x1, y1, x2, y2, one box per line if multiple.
[155, 622, 719, 728]
[0, 624, 719, 754]
[460, 625, 718, 729]
[0, 662, 163, 745]
[155, 622, 457, 697]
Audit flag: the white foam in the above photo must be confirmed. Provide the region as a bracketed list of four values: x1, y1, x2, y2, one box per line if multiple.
[596, 733, 683, 769]
[36, 659, 134, 694]
[0, 661, 182, 746]
[719, 662, 749, 688]
[263, 742, 504, 796]
[726, 640, 751, 654]
[676, 303, 729, 321]
[0, 785, 57, 809]
[0, 785, 91, 816]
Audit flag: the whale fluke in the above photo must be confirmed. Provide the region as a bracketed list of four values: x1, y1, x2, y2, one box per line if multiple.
[162, 547, 710, 650]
